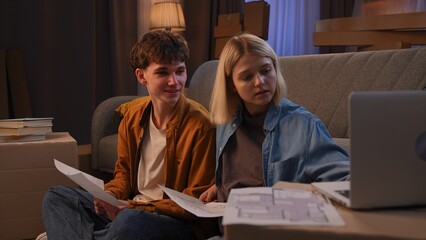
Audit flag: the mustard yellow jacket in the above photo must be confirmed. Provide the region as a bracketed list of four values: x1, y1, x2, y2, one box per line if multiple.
[104, 95, 218, 239]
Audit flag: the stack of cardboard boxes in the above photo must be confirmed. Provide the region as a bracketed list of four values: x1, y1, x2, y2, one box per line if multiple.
[214, 0, 270, 59]
[214, 13, 243, 59]
[0, 132, 78, 239]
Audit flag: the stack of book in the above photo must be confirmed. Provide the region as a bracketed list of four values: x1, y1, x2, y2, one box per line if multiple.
[0, 117, 53, 143]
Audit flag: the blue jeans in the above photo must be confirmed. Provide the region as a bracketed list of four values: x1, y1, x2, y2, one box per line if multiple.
[42, 185, 196, 240]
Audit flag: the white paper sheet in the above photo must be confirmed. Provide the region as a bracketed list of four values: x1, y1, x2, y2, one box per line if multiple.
[159, 185, 225, 218]
[54, 159, 125, 206]
[222, 187, 345, 226]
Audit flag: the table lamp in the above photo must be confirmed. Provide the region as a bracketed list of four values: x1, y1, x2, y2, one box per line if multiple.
[150, 1, 186, 32]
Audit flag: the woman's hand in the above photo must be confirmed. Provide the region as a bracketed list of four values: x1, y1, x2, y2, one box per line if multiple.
[199, 184, 218, 203]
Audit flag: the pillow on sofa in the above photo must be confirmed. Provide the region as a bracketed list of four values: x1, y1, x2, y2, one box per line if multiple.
[115, 96, 150, 117]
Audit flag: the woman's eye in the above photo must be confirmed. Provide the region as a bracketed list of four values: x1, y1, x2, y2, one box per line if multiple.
[260, 68, 271, 75]
[241, 74, 253, 81]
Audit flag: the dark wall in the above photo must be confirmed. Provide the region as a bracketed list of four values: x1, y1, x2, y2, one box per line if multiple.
[0, 0, 213, 145]
[0, 0, 141, 144]
[1, 0, 97, 144]
[183, 0, 214, 85]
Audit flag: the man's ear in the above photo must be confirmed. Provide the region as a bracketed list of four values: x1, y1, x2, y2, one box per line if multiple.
[135, 68, 147, 85]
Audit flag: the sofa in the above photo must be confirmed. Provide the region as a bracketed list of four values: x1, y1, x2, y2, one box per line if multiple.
[91, 47, 426, 173]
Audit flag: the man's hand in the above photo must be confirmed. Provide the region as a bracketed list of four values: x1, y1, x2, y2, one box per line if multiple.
[199, 184, 218, 203]
[94, 191, 129, 220]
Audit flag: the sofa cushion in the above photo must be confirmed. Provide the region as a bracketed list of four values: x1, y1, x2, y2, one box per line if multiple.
[91, 95, 140, 170]
[186, 60, 218, 109]
[98, 134, 118, 173]
[281, 48, 426, 138]
[333, 138, 350, 155]
[115, 96, 150, 117]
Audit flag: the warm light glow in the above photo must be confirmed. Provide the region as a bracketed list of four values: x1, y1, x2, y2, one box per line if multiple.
[150, 1, 186, 32]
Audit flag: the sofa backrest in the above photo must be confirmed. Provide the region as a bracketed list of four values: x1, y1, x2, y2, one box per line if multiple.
[187, 47, 426, 138]
[281, 48, 426, 138]
[186, 60, 218, 110]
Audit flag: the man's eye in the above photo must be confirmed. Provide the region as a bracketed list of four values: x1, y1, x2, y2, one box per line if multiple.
[156, 71, 168, 76]
[176, 69, 186, 75]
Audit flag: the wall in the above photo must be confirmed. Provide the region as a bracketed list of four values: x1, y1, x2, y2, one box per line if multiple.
[183, 0, 214, 86]
[0, 0, 214, 145]
[0, 0, 98, 144]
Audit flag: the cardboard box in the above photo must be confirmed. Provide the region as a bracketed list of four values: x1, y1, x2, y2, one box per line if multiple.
[0, 132, 78, 240]
[214, 25, 243, 38]
[218, 13, 243, 26]
[244, 1, 270, 39]
[214, 37, 232, 59]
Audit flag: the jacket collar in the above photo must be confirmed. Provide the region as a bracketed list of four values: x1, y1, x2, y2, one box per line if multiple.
[139, 95, 188, 131]
[232, 101, 282, 132]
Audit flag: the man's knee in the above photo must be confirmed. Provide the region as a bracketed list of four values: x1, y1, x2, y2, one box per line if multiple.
[42, 185, 81, 212]
[107, 210, 195, 239]
[43, 186, 64, 206]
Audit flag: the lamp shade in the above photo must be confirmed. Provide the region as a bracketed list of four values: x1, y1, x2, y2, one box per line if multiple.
[150, 1, 186, 32]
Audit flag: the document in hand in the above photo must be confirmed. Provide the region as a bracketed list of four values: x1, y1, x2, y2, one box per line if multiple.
[223, 187, 345, 226]
[54, 159, 126, 206]
[159, 185, 226, 218]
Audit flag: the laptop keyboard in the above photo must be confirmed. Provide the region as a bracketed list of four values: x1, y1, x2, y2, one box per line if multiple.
[336, 190, 350, 198]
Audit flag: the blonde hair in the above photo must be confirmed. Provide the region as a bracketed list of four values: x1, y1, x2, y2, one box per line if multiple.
[209, 33, 287, 124]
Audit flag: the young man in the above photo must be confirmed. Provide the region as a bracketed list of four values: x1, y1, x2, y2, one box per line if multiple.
[41, 30, 218, 240]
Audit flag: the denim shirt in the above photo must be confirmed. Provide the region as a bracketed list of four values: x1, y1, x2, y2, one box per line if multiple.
[215, 98, 350, 187]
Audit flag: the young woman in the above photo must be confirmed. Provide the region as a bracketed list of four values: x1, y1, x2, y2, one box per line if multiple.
[200, 33, 350, 204]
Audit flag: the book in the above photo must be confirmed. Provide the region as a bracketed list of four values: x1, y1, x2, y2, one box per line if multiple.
[0, 126, 52, 136]
[0, 117, 53, 128]
[0, 134, 46, 143]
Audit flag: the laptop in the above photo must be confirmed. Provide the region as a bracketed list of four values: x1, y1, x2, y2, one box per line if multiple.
[313, 91, 426, 209]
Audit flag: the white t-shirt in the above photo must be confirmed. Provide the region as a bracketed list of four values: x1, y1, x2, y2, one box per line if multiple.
[133, 111, 166, 202]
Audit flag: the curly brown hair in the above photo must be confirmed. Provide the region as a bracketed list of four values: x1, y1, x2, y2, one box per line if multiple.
[129, 30, 189, 71]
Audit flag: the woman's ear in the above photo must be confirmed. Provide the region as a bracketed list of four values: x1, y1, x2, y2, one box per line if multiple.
[135, 68, 147, 85]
